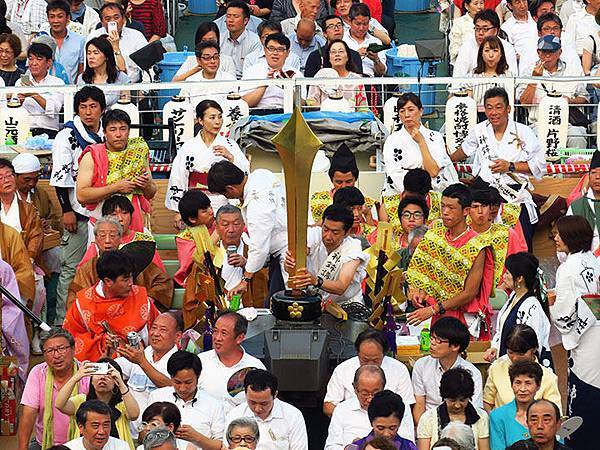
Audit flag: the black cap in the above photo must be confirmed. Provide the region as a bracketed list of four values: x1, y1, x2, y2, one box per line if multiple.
[591, 150, 600, 170]
[328, 143, 358, 178]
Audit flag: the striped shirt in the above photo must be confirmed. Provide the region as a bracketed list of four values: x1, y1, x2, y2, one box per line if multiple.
[130, 0, 167, 40]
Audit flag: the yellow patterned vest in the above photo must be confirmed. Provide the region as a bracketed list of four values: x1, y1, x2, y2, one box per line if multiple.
[500, 203, 521, 227]
[106, 137, 149, 198]
[383, 191, 442, 237]
[310, 190, 377, 223]
[405, 219, 493, 302]
[479, 223, 510, 288]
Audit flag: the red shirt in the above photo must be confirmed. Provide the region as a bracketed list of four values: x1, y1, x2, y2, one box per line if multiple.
[453, 0, 501, 11]
[360, 0, 382, 22]
[130, 0, 167, 40]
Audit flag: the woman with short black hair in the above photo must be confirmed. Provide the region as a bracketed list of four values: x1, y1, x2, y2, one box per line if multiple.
[550, 214, 600, 450]
[417, 368, 489, 450]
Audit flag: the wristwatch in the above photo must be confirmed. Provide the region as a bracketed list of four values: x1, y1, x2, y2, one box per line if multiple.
[437, 299, 446, 315]
[241, 276, 252, 283]
[114, 51, 122, 56]
[315, 276, 324, 289]
[508, 162, 516, 172]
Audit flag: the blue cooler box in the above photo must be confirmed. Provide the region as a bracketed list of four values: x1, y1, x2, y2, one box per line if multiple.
[395, 0, 431, 12]
[188, 0, 217, 15]
[156, 51, 195, 109]
[385, 49, 439, 113]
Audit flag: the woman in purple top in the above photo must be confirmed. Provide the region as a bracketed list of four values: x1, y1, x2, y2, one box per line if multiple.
[353, 390, 418, 450]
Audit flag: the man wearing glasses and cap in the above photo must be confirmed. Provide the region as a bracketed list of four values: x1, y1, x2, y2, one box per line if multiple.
[518, 35, 589, 149]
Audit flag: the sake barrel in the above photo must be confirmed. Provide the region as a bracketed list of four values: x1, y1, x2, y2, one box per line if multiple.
[383, 93, 403, 134]
[445, 91, 477, 154]
[0, 100, 31, 144]
[321, 94, 352, 113]
[162, 96, 195, 150]
[221, 93, 249, 136]
[538, 92, 568, 162]
[112, 98, 140, 138]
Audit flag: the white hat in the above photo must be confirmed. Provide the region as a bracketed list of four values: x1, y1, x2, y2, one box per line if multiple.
[12, 153, 41, 174]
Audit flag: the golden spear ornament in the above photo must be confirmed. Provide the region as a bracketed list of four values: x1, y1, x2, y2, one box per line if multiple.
[271, 107, 322, 292]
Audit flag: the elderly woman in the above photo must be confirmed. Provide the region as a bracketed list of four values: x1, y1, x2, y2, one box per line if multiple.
[551, 215, 600, 450]
[417, 368, 489, 450]
[143, 427, 177, 450]
[489, 360, 543, 449]
[483, 325, 561, 413]
[382, 92, 458, 196]
[225, 417, 260, 449]
[306, 39, 366, 110]
[136, 403, 195, 450]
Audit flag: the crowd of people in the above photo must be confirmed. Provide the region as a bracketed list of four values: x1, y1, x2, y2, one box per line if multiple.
[0, 0, 600, 449]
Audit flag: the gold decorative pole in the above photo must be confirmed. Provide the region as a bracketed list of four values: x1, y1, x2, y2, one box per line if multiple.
[272, 107, 322, 292]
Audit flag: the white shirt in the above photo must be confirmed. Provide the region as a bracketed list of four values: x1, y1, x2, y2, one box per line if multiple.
[175, 54, 236, 79]
[220, 28, 262, 79]
[564, 7, 600, 56]
[491, 293, 551, 353]
[221, 236, 248, 291]
[449, 14, 474, 65]
[516, 59, 588, 125]
[461, 119, 546, 189]
[453, 36, 518, 77]
[412, 355, 483, 410]
[241, 169, 288, 273]
[0, 194, 21, 232]
[343, 32, 387, 77]
[324, 356, 416, 442]
[13, 73, 64, 130]
[178, 69, 236, 110]
[147, 387, 225, 440]
[165, 133, 249, 212]
[324, 397, 374, 450]
[87, 26, 148, 82]
[281, 14, 324, 37]
[242, 60, 298, 109]
[66, 437, 130, 450]
[225, 399, 308, 450]
[305, 227, 369, 305]
[242, 47, 302, 76]
[198, 349, 266, 413]
[501, 14, 538, 68]
[383, 124, 458, 195]
[50, 121, 103, 217]
[116, 345, 178, 435]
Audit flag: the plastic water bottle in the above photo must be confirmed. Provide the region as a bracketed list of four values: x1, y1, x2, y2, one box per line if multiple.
[230, 294, 241, 311]
[420, 325, 430, 352]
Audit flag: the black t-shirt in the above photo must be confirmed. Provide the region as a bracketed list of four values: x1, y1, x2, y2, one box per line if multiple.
[216, 0, 274, 18]
[304, 44, 364, 78]
[0, 67, 24, 87]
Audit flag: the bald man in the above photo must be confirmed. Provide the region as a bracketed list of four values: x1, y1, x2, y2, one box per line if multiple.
[325, 366, 414, 449]
[281, 0, 324, 36]
[290, 18, 326, 73]
[116, 312, 183, 436]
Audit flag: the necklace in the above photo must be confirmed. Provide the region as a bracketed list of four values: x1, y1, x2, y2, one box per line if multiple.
[446, 226, 470, 243]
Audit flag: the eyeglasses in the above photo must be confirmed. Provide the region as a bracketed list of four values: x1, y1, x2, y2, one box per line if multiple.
[43, 345, 71, 355]
[326, 23, 344, 30]
[0, 49, 13, 55]
[200, 54, 220, 62]
[265, 46, 287, 54]
[430, 335, 449, 345]
[474, 26, 496, 33]
[356, 390, 379, 399]
[541, 26, 561, 33]
[229, 435, 257, 444]
[401, 211, 424, 220]
[0, 173, 14, 182]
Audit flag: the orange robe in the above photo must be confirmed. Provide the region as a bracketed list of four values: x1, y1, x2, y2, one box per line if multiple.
[63, 283, 159, 361]
[67, 257, 173, 311]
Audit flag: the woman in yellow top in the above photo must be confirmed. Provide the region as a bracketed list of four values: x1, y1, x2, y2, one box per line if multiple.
[55, 358, 140, 449]
[482, 325, 561, 414]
